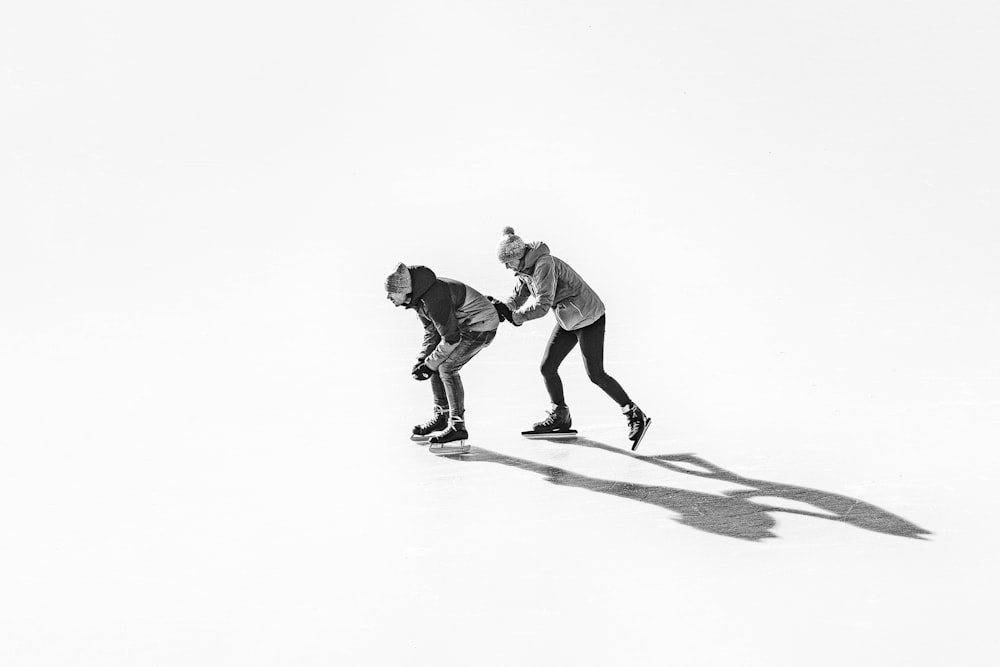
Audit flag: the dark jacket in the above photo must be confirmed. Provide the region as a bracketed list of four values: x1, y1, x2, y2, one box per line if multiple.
[406, 265, 499, 369]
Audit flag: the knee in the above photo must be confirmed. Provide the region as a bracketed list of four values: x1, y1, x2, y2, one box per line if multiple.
[540, 360, 559, 378]
[585, 366, 608, 384]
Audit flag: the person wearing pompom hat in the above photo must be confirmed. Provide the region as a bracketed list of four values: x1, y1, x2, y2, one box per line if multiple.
[384, 262, 500, 455]
[488, 227, 652, 450]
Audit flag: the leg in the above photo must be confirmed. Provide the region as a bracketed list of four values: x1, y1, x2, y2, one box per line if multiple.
[438, 368, 466, 420]
[429, 331, 495, 454]
[540, 324, 579, 407]
[436, 330, 495, 421]
[429, 372, 449, 411]
[577, 316, 631, 406]
[577, 316, 651, 449]
[411, 374, 450, 440]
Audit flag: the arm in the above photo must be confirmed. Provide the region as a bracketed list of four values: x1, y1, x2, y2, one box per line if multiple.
[420, 283, 461, 370]
[503, 277, 532, 312]
[511, 257, 556, 325]
[416, 311, 441, 363]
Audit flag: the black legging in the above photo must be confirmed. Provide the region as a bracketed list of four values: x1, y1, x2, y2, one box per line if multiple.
[540, 315, 631, 407]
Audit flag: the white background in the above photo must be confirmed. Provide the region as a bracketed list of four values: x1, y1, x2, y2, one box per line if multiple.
[2, 1, 999, 665]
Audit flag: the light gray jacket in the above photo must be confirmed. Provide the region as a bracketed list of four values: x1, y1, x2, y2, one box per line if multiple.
[503, 242, 605, 331]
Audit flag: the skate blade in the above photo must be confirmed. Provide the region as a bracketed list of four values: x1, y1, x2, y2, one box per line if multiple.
[429, 441, 470, 456]
[521, 430, 578, 439]
[630, 418, 652, 451]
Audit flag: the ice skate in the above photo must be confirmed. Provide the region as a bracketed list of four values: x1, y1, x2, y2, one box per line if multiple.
[522, 404, 577, 439]
[428, 420, 470, 455]
[411, 406, 449, 442]
[624, 402, 652, 451]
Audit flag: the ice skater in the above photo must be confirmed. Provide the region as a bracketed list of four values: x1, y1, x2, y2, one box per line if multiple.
[384, 262, 500, 455]
[488, 227, 652, 450]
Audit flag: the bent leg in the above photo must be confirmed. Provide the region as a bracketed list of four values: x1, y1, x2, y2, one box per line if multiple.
[429, 372, 449, 411]
[437, 330, 496, 420]
[540, 324, 578, 407]
[438, 368, 466, 420]
[577, 315, 631, 406]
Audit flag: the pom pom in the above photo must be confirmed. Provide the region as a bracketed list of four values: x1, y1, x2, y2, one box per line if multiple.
[502, 226, 515, 235]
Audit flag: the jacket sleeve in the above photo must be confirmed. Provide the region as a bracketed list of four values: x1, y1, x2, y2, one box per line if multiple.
[503, 277, 532, 312]
[511, 257, 556, 325]
[420, 282, 461, 370]
[416, 312, 440, 363]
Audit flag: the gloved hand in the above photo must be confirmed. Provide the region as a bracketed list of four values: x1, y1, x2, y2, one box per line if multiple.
[411, 362, 434, 381]
[487, 296, 518, 325]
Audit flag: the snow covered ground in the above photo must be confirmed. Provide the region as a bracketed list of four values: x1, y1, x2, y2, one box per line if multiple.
[3, 2, 999, 665]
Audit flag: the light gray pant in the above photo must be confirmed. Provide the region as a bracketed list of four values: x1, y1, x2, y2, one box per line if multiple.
[430, 329, 496, 421]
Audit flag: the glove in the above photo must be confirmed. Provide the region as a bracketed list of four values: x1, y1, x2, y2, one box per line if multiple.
[487, 296, 518, 325]
[411, 362, 434, 381]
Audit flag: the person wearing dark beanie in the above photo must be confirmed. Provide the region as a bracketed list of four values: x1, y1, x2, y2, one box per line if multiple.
[385, 262, 500, 455]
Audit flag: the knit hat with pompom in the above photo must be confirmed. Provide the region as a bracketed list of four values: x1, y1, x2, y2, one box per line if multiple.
[384, 262, 412, 295]
[496, 226, 526, 263]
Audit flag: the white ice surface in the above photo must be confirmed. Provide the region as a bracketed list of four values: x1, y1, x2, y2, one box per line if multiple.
[3, 2, 1000, 666]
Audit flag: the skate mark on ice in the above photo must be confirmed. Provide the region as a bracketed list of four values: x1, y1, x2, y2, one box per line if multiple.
[452, 438, 931, 542]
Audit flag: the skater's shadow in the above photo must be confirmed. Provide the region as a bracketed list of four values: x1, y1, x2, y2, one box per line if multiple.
[453, 437, 930, 542]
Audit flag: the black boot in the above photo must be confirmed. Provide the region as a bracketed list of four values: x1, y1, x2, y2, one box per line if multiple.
[623, 403, 651, 451]
[532, 404, 572, 431]
[411, 406, 449, 441]
[428, 419, 470, 455]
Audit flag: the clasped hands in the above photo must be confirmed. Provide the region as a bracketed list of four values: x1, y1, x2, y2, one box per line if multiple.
[486, 296, 519, 326]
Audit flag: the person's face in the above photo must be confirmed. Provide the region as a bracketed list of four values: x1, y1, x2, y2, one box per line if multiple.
[504, 253, 523, 272]
[386, 291, 409, 307]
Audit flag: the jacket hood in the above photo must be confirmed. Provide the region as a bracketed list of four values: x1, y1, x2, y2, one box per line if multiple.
[520, 242, 550, 273]
[406, 265, 437, 306]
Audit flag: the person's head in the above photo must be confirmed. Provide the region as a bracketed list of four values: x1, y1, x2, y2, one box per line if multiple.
[496, 226, 526, 271]
[384, 262, 412, 307]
